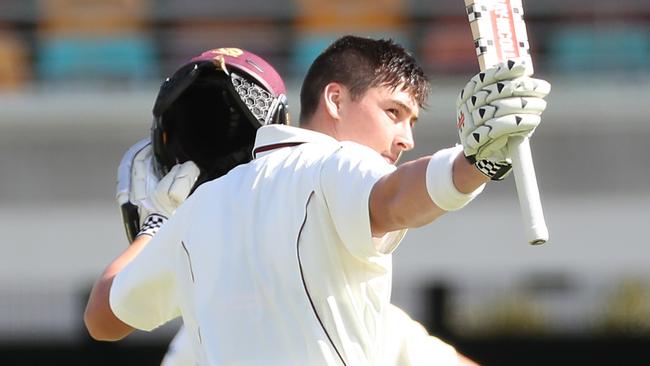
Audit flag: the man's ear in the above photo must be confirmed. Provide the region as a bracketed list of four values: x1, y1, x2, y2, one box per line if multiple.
[323, 82, 345, 120]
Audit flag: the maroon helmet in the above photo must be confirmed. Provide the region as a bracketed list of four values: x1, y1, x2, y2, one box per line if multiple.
[151, 47, 289, 184]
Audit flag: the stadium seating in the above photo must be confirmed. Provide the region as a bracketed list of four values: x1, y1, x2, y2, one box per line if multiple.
[35, 0, 156, 85]
[0, 31, 30, 90]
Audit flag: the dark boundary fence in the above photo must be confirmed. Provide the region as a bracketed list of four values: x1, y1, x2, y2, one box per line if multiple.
[2, 335, 650, 365]
[2, 283, 650, 365]
[424, 283, 650, 365]
[0, 342, 167, 366]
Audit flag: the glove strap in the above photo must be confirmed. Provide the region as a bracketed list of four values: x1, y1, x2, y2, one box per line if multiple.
[137, 213, 168, 237]
[475, 159, 513, 181]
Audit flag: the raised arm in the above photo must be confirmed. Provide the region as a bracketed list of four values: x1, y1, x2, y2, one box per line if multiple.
[385, 303, 480, 365]
[370, 149, 488, 237]
[84, 234, 151, 340]
[370, 59, 550, 238]
[85, 156, 199, 341]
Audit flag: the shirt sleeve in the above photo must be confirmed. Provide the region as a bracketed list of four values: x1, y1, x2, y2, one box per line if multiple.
[109, 212, 183, 331]
[319, 142, 406, 259]
[385, 304, 459, 366]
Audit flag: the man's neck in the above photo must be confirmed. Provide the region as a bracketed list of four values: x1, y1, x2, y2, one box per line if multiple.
[299, 117, 338, 141]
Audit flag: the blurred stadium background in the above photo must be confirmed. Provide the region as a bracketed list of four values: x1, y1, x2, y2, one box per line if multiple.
[0, 0, 649, 364]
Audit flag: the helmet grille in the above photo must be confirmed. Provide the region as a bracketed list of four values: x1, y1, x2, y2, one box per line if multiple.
[231, 72, 275, 125]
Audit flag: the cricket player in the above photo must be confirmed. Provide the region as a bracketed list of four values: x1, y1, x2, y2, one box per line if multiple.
[114, 47, 290, 365]
[112, 45, 472, 365]
[86, 35, 549, 365]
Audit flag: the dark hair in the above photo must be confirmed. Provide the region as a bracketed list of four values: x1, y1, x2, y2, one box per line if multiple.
[299, 35, 430, 123]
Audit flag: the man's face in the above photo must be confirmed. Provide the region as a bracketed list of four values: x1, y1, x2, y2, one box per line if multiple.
[336, 85, 418, 165]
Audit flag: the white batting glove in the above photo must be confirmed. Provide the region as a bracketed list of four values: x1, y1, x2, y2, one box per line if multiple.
[117, 139, 199, 239]
[150, 162, 200, 217]
[456, 58, 551, 180]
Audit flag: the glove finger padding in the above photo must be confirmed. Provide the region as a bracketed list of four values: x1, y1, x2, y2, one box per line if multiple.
[127, 144, 163, 222]
[469, 97, 546, 126]
[129, 144, 158, 205]
[457, 58, 532, 107]
[483, 77, 551, 104]
[151, 161, 200, 213]
[465, 114, 541, 159]
[116, 138, 152, 242]
[491, 97, 547, 118]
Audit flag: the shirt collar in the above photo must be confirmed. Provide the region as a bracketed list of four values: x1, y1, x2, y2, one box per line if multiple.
[253, 125, 337, 158]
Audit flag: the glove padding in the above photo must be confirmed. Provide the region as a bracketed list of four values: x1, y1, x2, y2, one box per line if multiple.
[116, 139, 199, 240]
[456, 59, 551, 180]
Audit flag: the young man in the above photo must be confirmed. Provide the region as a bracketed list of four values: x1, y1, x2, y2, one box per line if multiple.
[86, 36, 549, 365]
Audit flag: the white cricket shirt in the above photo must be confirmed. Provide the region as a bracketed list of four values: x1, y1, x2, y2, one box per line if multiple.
[110, 125, 456, 365]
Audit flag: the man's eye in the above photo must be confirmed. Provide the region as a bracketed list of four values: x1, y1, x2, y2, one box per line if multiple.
[386, 108, 399, 118]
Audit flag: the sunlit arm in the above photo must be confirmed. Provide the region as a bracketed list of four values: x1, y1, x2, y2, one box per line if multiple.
[84, 234, 152, 341]
[370, 151, 488, 237]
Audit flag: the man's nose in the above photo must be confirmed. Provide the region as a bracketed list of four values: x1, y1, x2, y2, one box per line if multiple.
[395, 124, 414, 152]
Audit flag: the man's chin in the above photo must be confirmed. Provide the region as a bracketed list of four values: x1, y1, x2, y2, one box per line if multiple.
[382, 155, 397, 165]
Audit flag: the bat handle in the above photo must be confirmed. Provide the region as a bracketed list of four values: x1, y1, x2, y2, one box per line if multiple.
[508, 136, 549, 245]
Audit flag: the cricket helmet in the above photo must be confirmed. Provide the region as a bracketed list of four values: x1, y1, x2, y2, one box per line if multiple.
[151, 47, 289, 186]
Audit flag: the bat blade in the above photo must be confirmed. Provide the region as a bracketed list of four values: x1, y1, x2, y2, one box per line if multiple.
[465, 0, 532, 71]
[463, 0, 549, 245]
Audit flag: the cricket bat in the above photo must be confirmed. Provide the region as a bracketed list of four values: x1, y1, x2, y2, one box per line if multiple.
[463, 0, 548, 245]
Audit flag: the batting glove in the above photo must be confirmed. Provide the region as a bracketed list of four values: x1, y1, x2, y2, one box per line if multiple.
[456, 58, 550, 180]
[117, 139, 199, 240]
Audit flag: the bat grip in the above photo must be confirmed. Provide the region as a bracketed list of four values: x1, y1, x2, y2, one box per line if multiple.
[508, 136, 548, 245]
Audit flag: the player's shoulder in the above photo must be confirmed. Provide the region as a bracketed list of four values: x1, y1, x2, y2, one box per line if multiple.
[319, 141, 394, 177]
[326, 141, 389, 167]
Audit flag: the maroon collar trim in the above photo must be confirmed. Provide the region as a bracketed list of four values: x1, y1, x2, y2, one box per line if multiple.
[253, 142, 304, 157]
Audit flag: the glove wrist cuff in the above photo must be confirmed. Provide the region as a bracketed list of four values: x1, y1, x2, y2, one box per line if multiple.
[475, 159, 513, 181]
[137, 213, 168, 238]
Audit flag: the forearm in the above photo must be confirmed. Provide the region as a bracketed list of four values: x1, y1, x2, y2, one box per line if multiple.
[84, 234, 152, 341]
[370, 149, 488, 236]
[387, 303, 480, 366]
[452, 152, 490, 194]
[371, 157, 442, 236]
